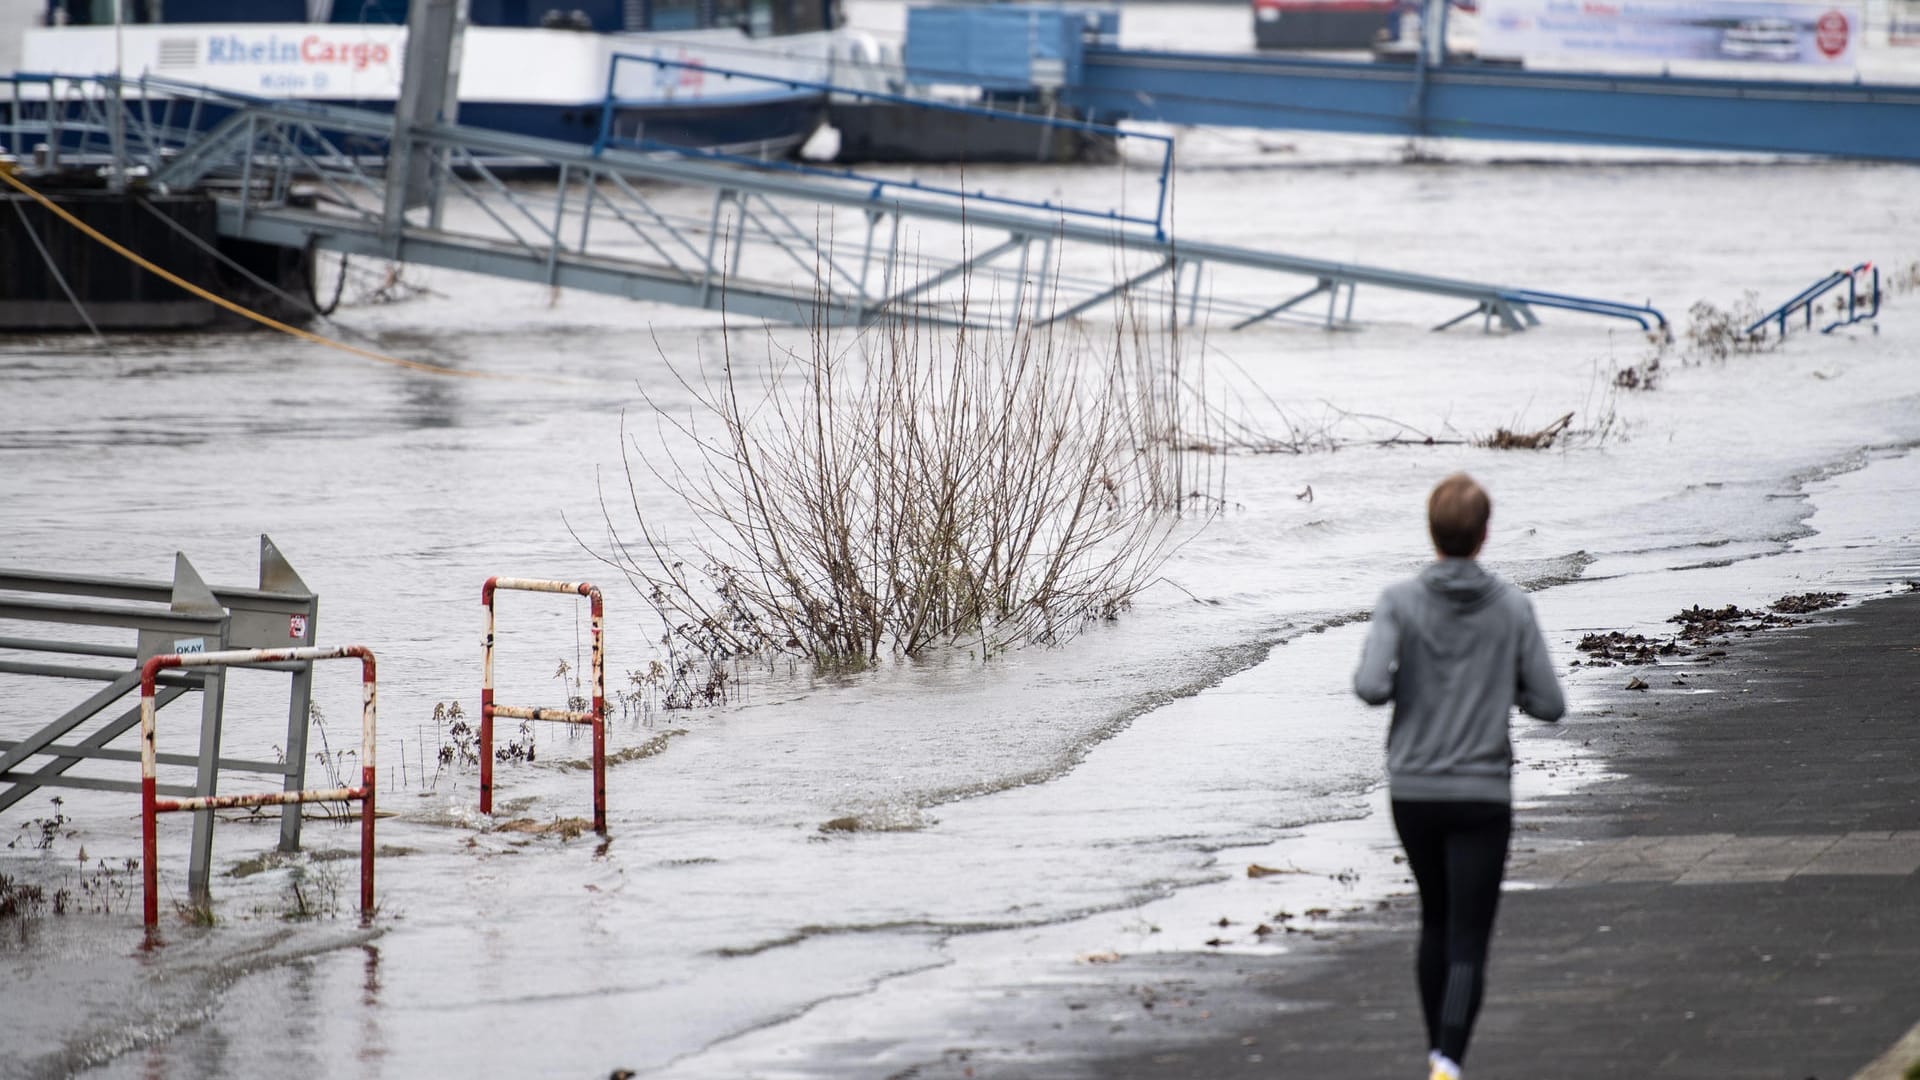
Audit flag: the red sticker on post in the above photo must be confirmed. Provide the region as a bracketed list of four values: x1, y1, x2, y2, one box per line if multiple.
[289, 614, 309, 639]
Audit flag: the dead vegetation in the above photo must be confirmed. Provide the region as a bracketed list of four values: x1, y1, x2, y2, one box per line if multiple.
[1577, 592, 1846, 676]
[0, 854, 143, 921]
[1479, 412, 1573, 451]
[1668, 603, 1806, 642]
[1612, 351, 1661, 391]
[1887, 260, 1920, 298]
[0, 873, 47, 919]
[1684, 296, 1773, 360]
[1769, 591, 1847, 615]
[1575, 631, 1686, 666]
[495, 817, 593, 839]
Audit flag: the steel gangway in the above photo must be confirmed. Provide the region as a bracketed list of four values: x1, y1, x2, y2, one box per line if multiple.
[0, 72, 1666, 335]
[0, 537, 321, 902]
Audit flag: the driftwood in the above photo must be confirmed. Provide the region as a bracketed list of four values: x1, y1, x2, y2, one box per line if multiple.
[1480, 411, 1574, 450]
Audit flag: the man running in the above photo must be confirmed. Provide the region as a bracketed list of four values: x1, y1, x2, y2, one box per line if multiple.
[1353, 472, 1566, 1080]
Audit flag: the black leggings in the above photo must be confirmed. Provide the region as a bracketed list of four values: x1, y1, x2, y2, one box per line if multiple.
[1391, 799, 1512, 1064]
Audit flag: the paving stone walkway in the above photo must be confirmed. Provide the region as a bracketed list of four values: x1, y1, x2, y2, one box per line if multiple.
[1096, 593, 1920, 1080]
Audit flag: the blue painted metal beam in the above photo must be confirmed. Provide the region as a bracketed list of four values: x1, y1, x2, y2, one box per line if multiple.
[1070, 49, 1920, 162]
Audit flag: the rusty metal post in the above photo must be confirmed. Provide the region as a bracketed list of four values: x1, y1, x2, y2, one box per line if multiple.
[359, 650, 377, 916]
[140, 646, 379, 931]
[480, 577, 498, 815]
[589, 587, 605, 834]
[477, 578, 607, 832]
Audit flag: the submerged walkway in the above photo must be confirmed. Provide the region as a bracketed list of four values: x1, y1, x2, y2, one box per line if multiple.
[1097, 592, 1920, 1079]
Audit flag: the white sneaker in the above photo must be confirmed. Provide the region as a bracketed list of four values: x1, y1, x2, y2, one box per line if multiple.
[1428, 1051, 1462, 1080]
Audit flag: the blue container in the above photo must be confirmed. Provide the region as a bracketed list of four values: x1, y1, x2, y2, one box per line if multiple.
[904, 4, 1117, 91]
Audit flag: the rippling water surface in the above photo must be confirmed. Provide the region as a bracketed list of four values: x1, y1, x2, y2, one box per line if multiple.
[4, 16, 1920, 1075]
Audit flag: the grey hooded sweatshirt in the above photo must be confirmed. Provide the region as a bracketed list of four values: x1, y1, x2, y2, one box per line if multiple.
[1353, 559, 1565, 804]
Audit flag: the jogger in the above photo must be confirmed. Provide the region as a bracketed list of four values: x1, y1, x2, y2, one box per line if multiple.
[1354, 473, 1565, 1080]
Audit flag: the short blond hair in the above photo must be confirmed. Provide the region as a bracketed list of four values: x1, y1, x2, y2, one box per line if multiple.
[1428, 473, 1490, 558]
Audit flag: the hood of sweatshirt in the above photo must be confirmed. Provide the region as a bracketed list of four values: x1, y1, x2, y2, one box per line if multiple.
[1401, 559, 1505, 661]
[1418, 558, 1502, 614]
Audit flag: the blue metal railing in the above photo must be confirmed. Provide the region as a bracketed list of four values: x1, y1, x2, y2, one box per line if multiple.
[2, 72, 378, 166]
[1498, 287, 1668, 332]
[595, 52, 1176, 239]
[1746, 263, 1881, 338]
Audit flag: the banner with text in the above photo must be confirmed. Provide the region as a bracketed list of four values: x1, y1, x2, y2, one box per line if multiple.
[1478, 0, 1861, 65]
[1894, 0, 1920, 45]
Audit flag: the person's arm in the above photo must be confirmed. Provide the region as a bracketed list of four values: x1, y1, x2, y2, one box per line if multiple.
[1353, 591, 1399, 705]
[1516, 601, 1566, 721]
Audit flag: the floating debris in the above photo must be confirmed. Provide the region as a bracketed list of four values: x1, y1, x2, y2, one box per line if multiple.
[1247, 863, 1305, 878]
[1668, 604, 1802, 642]
[1625, 676, 1649, 691]
[1770, 591, 1846, 614]
[1575, 631, 1684, 666]
[495, 817, 590, 839]
[1480, 412, 1574, 451]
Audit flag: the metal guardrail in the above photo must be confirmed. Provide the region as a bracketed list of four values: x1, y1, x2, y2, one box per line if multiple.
[597, 53, 1176, 240]
[1747, 263, 1881, 339]
[480, 578, 607, 834]
[0, 71, 1668, 335]
[140, 646, 377, 930]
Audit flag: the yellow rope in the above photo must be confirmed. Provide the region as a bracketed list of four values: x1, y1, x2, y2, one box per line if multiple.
[1, 167, 515, 381]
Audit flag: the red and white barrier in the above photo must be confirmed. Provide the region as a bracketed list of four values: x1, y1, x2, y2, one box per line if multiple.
[140, 646, 377, 930]
[480, 577, 606, 833]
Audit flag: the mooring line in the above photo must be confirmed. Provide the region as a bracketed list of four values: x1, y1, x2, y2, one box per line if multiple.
[0, 166, 544, 382]
[10, 196, 106, 345]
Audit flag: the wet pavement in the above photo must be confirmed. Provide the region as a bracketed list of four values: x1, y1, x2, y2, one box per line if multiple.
[863, 592, 1920, 1080]
[1084, 591, 1920, 1080]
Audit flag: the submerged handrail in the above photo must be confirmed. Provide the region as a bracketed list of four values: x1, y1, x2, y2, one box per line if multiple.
[1747, 263, 1879, 338]
[1499, 287, 1669, 333]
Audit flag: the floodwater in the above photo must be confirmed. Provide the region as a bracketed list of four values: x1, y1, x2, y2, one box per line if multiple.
[5, 8, 1920, 1078]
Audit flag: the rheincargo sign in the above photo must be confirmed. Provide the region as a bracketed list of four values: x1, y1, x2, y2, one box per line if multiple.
[205, 33, 395, 71]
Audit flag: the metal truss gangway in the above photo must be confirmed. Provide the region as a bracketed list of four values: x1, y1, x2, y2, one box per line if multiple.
[2, 74, 1664, 334]
[0, 537, 320, 900]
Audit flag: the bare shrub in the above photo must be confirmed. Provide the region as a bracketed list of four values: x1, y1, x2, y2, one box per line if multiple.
[1194, 351, 1471, 453]
[1889, 260, 1919, 296]
[595, 302, 1212, 667]
[1685, 295, 1772, 360]
[1612, 349, 1661, 391]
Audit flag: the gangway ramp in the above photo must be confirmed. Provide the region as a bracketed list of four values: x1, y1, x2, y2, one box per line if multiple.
[4, 74, 1664, 334]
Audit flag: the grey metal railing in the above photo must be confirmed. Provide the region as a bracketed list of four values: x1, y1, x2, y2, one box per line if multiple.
[1, 72, 1666, 334]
